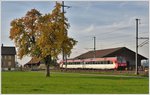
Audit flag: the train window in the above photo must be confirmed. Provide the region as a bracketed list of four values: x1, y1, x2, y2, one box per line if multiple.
[110, 61, 113, 64]
[108, 61, 111, 64]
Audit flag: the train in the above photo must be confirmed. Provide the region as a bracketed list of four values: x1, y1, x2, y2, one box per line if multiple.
[60, 57, 127, 70]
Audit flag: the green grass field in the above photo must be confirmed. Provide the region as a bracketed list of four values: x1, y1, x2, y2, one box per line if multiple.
[2, 71, 149, 94]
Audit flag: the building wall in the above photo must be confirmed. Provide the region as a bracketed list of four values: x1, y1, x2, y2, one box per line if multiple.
[105, 48, 146, 69]
[1, 55, 16, 70]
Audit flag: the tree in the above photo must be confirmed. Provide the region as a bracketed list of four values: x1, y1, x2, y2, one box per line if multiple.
[10, 2, 77, 77]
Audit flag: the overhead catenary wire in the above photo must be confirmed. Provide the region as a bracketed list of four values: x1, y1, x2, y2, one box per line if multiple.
[138, 39, 149, 47]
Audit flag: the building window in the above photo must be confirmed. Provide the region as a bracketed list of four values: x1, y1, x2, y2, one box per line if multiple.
[8, 56, 11, 60]
[8, 61, 11, 67]
[4, 56, 7, 59]
[2, 62, 4, 66]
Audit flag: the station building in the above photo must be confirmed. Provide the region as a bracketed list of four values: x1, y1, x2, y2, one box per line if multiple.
[74, 47, 147, 70]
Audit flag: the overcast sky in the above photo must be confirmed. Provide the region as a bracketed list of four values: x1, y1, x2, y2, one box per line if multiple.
[1, 1, 149, 65]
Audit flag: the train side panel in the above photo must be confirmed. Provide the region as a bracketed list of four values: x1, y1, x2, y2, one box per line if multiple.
[84, 64, 116, 69]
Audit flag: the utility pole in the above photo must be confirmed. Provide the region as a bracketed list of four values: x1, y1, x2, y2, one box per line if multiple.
[61, 1, 71, 70]
[135, 19, 139, 75]
[135, 19, 149, 75]
[94, 36, 96, 58]
[62, 1, 65, 69]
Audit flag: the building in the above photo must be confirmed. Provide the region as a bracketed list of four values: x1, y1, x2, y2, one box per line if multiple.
[24, 57, 41, 70]
[24, 57, 47, 70]
[74, 47, 147, 70]
[1, 44, 16, 70]
[24, 57, 58, 70]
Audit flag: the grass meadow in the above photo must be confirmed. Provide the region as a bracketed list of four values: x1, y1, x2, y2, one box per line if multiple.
[2, 71, 149, 94]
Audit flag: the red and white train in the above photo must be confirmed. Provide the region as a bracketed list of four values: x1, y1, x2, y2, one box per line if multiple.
[60, 57, 127, 70]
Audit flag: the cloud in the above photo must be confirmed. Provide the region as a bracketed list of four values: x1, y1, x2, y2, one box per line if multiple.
[1, 1, 149, 60]
[82, 24, 94, 33]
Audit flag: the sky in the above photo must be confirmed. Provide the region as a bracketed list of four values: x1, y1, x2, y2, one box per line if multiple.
[1, 1, 149, 65]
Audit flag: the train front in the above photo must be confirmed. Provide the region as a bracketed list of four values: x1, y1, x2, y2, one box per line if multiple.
[116, 56, 127, 70]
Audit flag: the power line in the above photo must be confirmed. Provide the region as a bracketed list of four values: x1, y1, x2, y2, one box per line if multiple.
[139, 32, 149, 34]
[138, 37, 149, 39]
[98, 39, 135, 48]
[138, 39, 149, 47]
[97, 34, 134, 41]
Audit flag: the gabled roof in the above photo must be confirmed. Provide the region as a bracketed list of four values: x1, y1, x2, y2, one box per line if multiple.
[1, 46, 16, 55]
[74, 47, 147, 59]
[25, 57, 41, 65]
[75, 47, 123, 59]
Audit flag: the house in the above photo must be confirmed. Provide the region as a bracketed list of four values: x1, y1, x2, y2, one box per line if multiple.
[24, 57, 58, 70]
[74, 47, 147, 70]
[24, 57, 42, 70]
[1, 44, 16, 71]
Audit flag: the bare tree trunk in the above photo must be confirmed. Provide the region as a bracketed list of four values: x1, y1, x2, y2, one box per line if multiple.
[45, 55, 51, 77]
[46, 64, 50, 77]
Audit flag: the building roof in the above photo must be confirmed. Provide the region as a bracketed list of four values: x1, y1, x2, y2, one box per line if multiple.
[25, 57, 41, 65]
[1, 46, 16, 55]
[75, 47, 123, 59]
[74, 47, 147, 59]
